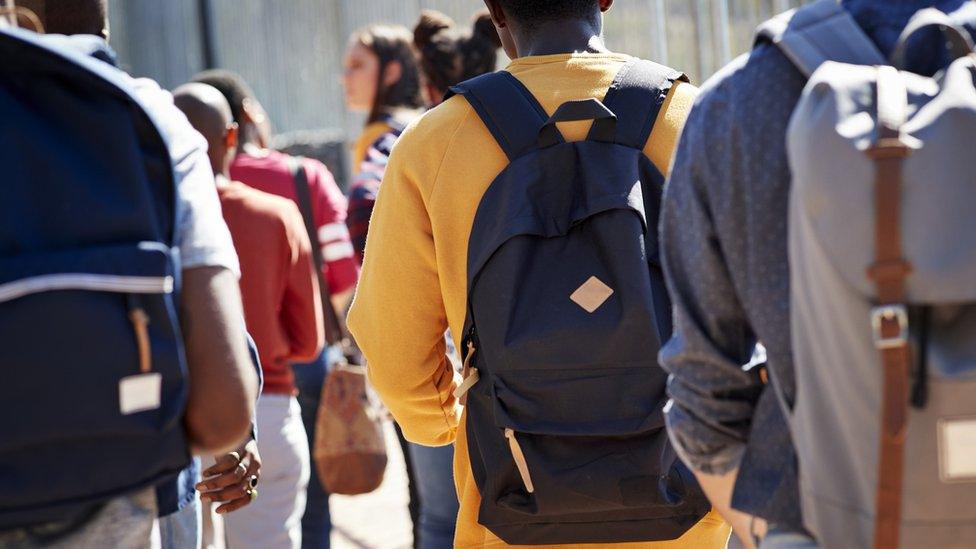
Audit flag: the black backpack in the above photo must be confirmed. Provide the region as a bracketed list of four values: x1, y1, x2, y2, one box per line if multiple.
[448, 60, 710, 545]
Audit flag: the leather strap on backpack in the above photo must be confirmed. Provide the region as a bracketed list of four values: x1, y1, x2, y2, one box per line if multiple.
[866, 66, 914, 549]
[288, 156, 345, 346]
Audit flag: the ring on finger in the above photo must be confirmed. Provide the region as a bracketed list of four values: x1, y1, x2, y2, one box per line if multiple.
[248, 475, 258, 489]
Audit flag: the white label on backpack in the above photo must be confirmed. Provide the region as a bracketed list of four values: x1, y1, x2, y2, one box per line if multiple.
[119, 373, 162, 415]
[938, 417, 976, 482]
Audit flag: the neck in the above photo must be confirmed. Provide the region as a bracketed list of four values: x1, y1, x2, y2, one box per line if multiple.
[514, 19, 608, 58]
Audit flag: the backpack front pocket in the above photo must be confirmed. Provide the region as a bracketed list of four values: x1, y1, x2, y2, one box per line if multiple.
[467, 365, 690, 518]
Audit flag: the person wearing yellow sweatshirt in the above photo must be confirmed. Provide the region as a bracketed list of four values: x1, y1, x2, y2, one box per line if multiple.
[347, 1, 731, 547]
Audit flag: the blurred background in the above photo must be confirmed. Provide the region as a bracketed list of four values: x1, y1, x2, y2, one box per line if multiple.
[106, 0, 804, 184]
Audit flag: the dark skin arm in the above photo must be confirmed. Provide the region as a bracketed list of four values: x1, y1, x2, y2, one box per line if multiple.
[180, 266, 259, 454]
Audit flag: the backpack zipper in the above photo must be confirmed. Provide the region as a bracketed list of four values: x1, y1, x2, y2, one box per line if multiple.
[504, 428, 535, 493]
[454, 329, 480, 405]
[127, 295, 152, 374]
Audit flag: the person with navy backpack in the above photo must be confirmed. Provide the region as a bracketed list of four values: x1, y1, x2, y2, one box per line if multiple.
[0, 0, 259, 546]
[347, 0, 730, 547]
[659, 1, 976, 547]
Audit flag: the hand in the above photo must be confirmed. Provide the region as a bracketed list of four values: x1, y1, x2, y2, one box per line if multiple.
[197, 439, 262, 514]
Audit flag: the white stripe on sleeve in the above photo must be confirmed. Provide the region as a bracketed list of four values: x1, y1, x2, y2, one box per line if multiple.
[318, 223, 350, 244]
[322, 241, 355, 262]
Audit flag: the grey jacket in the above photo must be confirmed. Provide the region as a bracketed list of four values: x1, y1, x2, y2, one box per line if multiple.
[660, 0, 976, 529]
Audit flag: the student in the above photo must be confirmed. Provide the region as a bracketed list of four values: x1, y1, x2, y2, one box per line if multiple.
[658, 0, 976, 547]
[343, 24, 427, 261]
[342, 24, 461, 549]
[174, 83, 324, 549]
[195, 69, 357, 549]
[343, 25, 427, 172]
[347, 1, 729, 547]
[413, 9, 502, 105]
[0, 1, 258, 547]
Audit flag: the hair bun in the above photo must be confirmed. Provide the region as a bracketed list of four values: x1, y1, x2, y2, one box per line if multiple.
[471, 10, 502, 49]
[414, 9, 455, 50]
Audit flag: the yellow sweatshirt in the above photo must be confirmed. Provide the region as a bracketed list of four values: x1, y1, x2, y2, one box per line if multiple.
[347, 53, 730, 548]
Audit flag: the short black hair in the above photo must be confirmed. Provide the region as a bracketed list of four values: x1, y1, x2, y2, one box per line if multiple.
[497, 0, 599, 29]
[18, 0, 108, 37]
[191, 69, 256, 126]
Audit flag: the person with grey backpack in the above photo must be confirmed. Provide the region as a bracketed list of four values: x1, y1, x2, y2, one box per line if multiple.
[660, 0, 976, 547]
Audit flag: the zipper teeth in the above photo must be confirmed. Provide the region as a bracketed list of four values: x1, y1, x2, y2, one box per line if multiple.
[0, 274, 174, 304]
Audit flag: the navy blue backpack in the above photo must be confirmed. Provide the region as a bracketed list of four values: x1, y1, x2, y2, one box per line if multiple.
[0, 28, 189, 528]
[448, 60, 710, 544]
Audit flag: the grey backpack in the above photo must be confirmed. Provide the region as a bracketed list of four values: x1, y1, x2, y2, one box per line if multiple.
[762, 2, 976, 547]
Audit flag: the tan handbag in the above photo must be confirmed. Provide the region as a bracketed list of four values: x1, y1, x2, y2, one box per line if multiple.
[288, 158, 387, 495]
[313, 363, 387, 495]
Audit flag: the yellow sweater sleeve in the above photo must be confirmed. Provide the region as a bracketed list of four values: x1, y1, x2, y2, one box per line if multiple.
[645, 81, 699, 177]
[347, 112, 464, 447]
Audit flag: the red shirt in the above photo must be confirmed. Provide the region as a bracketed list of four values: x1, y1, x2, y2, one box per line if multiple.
[230, 150, 359, 295]
[218, 181, 324, 395]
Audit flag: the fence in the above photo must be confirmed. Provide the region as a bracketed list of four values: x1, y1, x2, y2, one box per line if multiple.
[107, 0, 805, 138]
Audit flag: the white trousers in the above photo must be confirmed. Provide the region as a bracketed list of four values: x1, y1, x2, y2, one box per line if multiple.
[222, 395, 310, 549]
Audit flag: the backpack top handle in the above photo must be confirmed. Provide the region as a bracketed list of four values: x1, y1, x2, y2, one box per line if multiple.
[537, 99, 617, 149]
[890, 8, 974, 71]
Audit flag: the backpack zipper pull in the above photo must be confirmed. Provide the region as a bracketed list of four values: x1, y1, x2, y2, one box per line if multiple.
[453, 341, 479, 405]
[128, 306, 152, 374]
[504, 428, 535, 493]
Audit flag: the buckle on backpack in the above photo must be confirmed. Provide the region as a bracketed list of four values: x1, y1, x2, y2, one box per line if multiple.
[871, 305, 909, 350]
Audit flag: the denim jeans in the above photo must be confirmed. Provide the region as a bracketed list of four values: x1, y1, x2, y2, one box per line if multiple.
[407, 443, 459, 549]
[293, 350, 335, 549]
[759, 527, 819, 549]
[158, 495, 200, 549]
[0, 488, 160, 548]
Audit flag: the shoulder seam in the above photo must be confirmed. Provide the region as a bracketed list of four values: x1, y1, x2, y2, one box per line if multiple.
[423, 101, 476, 204]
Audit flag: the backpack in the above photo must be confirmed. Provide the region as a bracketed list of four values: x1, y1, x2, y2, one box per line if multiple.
[447, 60, 710, 545]
[0, 28, 189, 528]
[759, 2, 976, 547]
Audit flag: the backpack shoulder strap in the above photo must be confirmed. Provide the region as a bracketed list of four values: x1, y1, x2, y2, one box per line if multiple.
[592, 59, 689, 150]
[446, 71, 550, 160]
[755, 0, 886, 78]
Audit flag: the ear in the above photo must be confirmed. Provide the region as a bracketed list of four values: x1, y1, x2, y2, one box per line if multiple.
[483, 0, 507, 28]
[599, 0, 614, 12]
[241, 97, 266, 126]
[382, 60, 403, 89]
[225, 123, 239, 150]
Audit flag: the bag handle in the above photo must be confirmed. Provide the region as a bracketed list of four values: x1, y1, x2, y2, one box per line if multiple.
[538, 99, 616, 149]
[891, 8, 974, 69]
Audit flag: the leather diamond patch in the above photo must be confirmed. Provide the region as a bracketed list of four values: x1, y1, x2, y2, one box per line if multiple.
[570, 276, 614, 313]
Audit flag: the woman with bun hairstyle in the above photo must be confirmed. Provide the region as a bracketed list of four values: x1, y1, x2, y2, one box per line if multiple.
[342, 23, 460, 549]
[414, 9, 503, 105]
